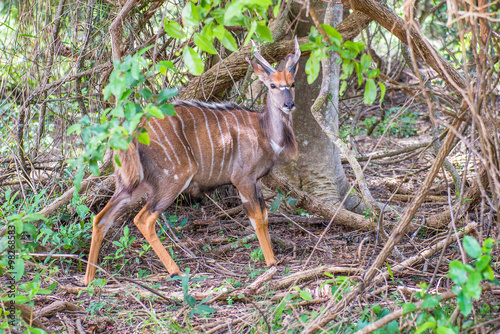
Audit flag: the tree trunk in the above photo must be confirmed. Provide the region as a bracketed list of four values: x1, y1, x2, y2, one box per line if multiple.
[274, 0, 366, 213]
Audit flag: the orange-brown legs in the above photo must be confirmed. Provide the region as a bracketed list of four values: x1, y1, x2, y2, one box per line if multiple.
[85, 195, 129, 285]
[237, 181, 276, 267]
[133, 206, 181, 276]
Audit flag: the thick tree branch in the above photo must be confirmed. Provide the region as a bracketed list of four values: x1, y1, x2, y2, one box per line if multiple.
[178, 11, 372, 101]
[345, 0, 466, 98]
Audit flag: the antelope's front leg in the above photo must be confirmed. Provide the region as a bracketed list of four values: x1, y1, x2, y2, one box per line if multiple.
[236, 182, 276, 267]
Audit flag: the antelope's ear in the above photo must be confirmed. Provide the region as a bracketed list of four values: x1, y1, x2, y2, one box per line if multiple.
[246, 57, 269, 83]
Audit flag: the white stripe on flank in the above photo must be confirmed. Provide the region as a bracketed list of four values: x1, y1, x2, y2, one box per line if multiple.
[209, 109, 226, 181]
[236, 110, 255, 159]
[197, 106, 214, 180]
[221, 113, 234, 174]
[226, 110, 242, 163]
[178, 112, 198, 165]
[167, 116, 192, 169]
[184, 107, 204, 176]
[179, 175, 194, 193]
[245, 111, 259, 158]
[152, 118, 181, 165]
[149, 122, 174, 164]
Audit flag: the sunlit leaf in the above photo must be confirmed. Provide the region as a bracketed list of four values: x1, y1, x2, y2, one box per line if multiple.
[183, 46, 204, 75]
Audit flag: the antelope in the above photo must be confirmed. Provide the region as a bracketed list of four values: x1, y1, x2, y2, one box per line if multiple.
[84, 38, 301, 285]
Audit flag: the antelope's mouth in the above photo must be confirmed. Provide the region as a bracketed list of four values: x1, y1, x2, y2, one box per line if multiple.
[281, 107, 295, 114]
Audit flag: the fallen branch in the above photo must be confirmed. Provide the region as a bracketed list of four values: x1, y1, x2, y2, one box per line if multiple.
[262, 171, 373, 231]
[372, 222, 477, 284]
[268, 266, 361, 292]
[340, 142, 431, 163]
[427, 167, 489, 228]
[37, 301, 85, 318]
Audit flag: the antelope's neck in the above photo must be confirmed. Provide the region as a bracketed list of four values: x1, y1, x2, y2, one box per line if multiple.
[260, 102, 290, 155]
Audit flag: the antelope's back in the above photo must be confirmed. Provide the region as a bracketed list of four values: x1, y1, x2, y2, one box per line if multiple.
[139, 101, 272, 194]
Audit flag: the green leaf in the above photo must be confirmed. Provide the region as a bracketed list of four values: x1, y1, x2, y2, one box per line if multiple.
[195, 304, 216, 314]
[339, 80, 347, 95]
[481, 238, 495, 254]
[269, 198, 281, 213]
[164, 20, 185, 39]
[436, 327, 458, 334]
[22, 213, 46, 222]
[464, 271, 482, 299]
[456, 290, 472, 316]
[182, 2, 200, 27]
[158, 88, 178, 104]
[415, 321, 436, 334]
[13, 258, 25, 281]
[145, 104, 164, 119]
[159, 104, 177, 116]
[76, 205, 89, 218]
[185, 294, 197, 307]
[243, 20, 258, 46]
[223, 1, 243, 25]
[67, 123, 82, 135]
[305, 52, 321, 84]
[379, 82, 386, 104]
[463, 235, 481, 259]
[320, 24, 342, 45]
[137, 131, 150, 145]
[157, 60, 175, 75]
[214, 25, 238, 52]
[482, 265, 495, 281]
[476, 254, 491, 272]
[140, 88, 153, 100]
[183, 46, 204, 75]
[420, 295, 440, 309]
[285, 196, 298, 205]
[360, 54, 372, 70]
[364, 78, 377, 105]
[387, 262, 394, 280]
[372, 303, 382, 313]
[194, 34, 217, 54]
[402, 303, 417, 314]
[22, 223, 37, 238]
[273, 0, 281, 18]
[255, 21, 273, 42]
[299, 289, 312, 301]
[448, 260, 467, 285]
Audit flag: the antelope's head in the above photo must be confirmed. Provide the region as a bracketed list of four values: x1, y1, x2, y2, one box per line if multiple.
[247, 37, 301, 115]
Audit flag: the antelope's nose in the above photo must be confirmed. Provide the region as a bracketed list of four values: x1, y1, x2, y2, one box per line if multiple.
[284, 101, 295, 110]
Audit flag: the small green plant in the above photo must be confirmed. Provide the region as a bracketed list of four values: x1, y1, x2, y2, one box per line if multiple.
[360, 107, 419, 138]
[250, 248, 265, 262]
[270, 188, 298, 213]
[103, 225, 136, 270]
[168, 267, 216, 317]
[393, 236, 498, 334]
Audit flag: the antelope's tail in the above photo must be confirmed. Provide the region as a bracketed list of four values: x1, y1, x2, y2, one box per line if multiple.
[115, 140, 144, 191]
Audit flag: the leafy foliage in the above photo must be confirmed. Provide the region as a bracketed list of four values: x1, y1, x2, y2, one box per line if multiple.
[302, 25, 385, 104]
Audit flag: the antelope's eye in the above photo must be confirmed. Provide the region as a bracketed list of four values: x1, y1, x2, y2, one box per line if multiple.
[270, 84, 277, 89]
[291, 82, 295, 88]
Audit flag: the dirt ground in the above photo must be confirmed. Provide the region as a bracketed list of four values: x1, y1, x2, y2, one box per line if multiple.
[4, 93, 500, 334]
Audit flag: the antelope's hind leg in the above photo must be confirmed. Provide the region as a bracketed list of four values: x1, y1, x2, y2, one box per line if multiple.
[131, 175, 195, 277]
[235, 180, 276, 267]
[84, 186, 146, 285]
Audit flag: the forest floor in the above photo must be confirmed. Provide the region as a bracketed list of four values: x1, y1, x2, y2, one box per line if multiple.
[4, 93, 500, 333]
